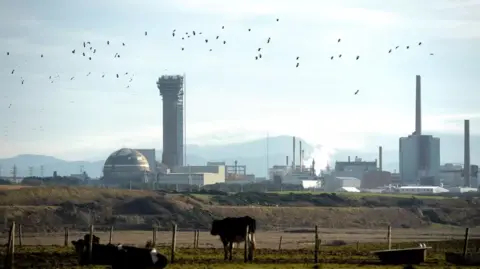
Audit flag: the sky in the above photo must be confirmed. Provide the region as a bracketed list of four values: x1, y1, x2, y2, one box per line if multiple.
[0, 0, 480, 160]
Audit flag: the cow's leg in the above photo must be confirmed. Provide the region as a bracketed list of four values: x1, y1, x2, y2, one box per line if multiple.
[223, 242, 229, 261]
[228, 242, 234, 261]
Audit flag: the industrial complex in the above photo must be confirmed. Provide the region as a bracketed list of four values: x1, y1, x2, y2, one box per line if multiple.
[5, 73, 474, 194]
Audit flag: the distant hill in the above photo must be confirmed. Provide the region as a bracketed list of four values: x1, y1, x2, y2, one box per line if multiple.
[1, 133, 479, 178]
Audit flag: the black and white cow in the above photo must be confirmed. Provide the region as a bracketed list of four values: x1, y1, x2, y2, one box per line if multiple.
[210, 216, 256, 261]
[71, 236, 168, 269]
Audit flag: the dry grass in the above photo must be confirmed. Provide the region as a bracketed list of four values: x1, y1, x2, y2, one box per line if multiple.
[0, 185, 33, 190]
[0, 186, 156, 205]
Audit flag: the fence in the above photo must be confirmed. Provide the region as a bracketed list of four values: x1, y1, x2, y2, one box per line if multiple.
[1, 222, 477, 269]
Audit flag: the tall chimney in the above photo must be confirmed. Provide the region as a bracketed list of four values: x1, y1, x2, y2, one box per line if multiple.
[464, 119, 471, 187]
[292, 136, 296, 170]
[379, 146, 383, 172]
[415, 75, 422, 135]
[286, 156, 289, 167]
[299, 141, 302, 172]
[348, 156, 351, 162]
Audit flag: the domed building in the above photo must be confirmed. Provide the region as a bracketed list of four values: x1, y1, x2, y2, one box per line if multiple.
[102, 148, 151, 184]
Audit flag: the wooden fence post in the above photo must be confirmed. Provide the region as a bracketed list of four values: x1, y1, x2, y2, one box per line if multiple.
[64, 227, 69, 247]
[4, 221, 15, 269]
[387, 225, 392, 250]
[278, 236, 283, 250]
[314, 225, 319, 263]
[152, 226, 157, 247]
[462, 227, 470, 258]
[88, 224, 94, 264]
[18, 224, 22, 247]
[109, 226, 113, 245]
[244, 225, 250, 263]
[193, 230, 197, 248]
[196, 230, 199, 248]
[170, 223, 177, 263]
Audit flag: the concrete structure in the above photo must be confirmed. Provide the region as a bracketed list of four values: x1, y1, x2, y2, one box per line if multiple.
[464, 119, 471, 187]
[439, 163, 463, 187]
[448, 187, 478, 193]
[324, 175, 361, 192]
[397, 185, 449, 194]
[399, 134, 440, 184]
[334, 156, 377, 180]
[399, 75, 441, 185]
[102, 148, 151, 184]
[157, 75, 184, 169]
[135, 149, 156, 175]
[361, 171, 392, 189]
[157, 162, 226, 189]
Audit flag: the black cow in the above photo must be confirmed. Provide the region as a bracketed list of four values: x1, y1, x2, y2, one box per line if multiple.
[71, 236, 168, 269]
[210, 216, 256, 261]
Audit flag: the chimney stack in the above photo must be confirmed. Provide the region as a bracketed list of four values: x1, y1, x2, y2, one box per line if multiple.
[379, 146, 383, 172]
[299, 141, 302, 172]
[286, 156, 289, 167]
[464, 119, 471, 187]
[415, 75, 422, 135]
[348, 156, 351, 162]
[292, 136, 296, 170]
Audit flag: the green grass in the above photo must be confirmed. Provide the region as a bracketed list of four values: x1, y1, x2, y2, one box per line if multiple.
[2, 239, 478, 269]
[270, 191, 448, 200]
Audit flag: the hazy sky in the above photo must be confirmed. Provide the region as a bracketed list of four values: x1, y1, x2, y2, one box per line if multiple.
[1, 0, 479, 160]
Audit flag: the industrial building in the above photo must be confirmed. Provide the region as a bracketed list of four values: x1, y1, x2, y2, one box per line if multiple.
[334, 156, 377, 180]
[102, 148, 152, 185]
[157, 75, 184, 169]
[399, 75, 441, 185]
[397, 186, 448, 194]
[361, 171, 392, 189]
[157, 162, 226, 190]
[323, 176, 361, 192]
[268, 137, 320, 187]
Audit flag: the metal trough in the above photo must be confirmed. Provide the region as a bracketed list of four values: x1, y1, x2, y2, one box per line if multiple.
[370, 247, 431, 265]
[445, 252, 480, 266]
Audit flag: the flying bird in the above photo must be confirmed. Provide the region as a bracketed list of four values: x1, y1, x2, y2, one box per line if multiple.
[258, 48, 262, 52]
[267, 37, 271, 43]
[145, 31, 148, 36]
[356, 56, 360, 60]
[6, 52, 9, 55]
[337, 38, 341, 42]
[72, 49, 75, 54]
[418, 42, 422, 45]
[330, 56, 334, 60]
[296, 56, 299, 60]
[388, 49, 392, 53]
[276, 18, 279, 21]
[107, 41, 110, 45]
[11, 69, 14, 74]
[116, 74, 119, 78]
[223, 41, 226, 44]
[406, 46, 410, 49]
[354, 90, 359, 95]
[296, 63, 299, 68]
[338, 54, 342, 58]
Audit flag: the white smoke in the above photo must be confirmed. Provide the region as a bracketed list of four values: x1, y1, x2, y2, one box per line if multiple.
[303, 144, 336, 175]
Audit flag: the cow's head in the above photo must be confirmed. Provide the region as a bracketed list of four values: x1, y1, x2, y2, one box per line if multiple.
[210, 219, 221, 236]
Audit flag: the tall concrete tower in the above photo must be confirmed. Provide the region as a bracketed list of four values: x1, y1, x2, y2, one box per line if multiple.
[415, 75, 422, 135]
[157, 75, 184, 169]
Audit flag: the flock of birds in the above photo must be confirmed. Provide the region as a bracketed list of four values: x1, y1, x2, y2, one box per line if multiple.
[1, 17, 436, 139]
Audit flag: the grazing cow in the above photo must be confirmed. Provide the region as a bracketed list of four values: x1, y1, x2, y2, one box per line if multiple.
[71, 236, 168, 269]
[210, 216, 256, 261]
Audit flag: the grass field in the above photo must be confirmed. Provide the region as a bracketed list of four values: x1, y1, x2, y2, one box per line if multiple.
[1, 238, 479, 269]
